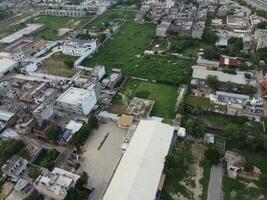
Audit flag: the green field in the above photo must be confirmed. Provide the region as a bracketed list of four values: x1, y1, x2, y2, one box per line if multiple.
[112, 80, 177, 118]
[33, 16, 92, 40]
[83, 21, 194, 82]
[85, 9, 135, 30]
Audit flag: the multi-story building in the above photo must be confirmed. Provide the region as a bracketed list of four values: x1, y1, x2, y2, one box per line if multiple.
[34, 167, 80, 200]
[255, 29, 267, 50]
[61, 39, 97, 57]
[57, 87, 97, 115]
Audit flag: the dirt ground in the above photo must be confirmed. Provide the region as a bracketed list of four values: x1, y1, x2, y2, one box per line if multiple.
[0, 182, 14, 199]
[179, 143, 205, 200]
[57, 28, 72, 36]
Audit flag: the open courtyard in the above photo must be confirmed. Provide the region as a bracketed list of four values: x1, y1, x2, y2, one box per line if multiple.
[78, 120, 125, 200]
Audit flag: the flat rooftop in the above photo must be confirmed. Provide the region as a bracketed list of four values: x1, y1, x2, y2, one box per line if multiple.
[0, 24, 45, 44]
[0, 58, 16, 73]
[57, 87, 95, 105]
[103, 120, 174, 200]
[192, 65, 248, 85]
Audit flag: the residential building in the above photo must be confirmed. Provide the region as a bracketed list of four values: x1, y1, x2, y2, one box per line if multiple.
[32, 104, 54, 124]
[227, 15, 247, 30]
[224, 150, 246, 178]
[57, 87, 97, 115]
[219, 56, 241, 67]
[42, 9, 87, 17]
[1, 155, 28, 181]
[0, 57, 17, 78]
[61, 38, 97, 57]
[156, 19, 172, 37]
[216, 91, 249, 103]
[0, 109, 16, 131]
[34, 167, 80, 200]
[255, 29, 267, 50]
[102, 68, 122, 89]
[103, 120, 174, 200]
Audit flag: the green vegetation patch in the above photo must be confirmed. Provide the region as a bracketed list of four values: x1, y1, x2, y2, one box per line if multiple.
[222, 176, 267, 200]
[83, 21, 194, 83]
[186, 95, 227, 112]
[113, 80, 177, 118]
[33, 16, 91, 40]
[85, 9, 135, 30]
[34, 149, 59, 170]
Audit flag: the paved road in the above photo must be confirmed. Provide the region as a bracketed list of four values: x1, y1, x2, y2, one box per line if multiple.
[244, 0, 267, 11]
[208, 163, 224, 200]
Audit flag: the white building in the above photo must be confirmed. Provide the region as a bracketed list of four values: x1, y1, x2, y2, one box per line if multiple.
[103, 120, 174, 200]
[61, 39, 97, 57]
[255, 29, 267, 50]
[0, 57, 17, 78]
[57, 87, 97, 115]
[34, 167, 80, 200]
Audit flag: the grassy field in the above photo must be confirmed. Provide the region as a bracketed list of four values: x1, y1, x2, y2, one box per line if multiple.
[33, 16, 92, 40]
[112, 79, 177, 118]
[83, 21, 194, 82]
[190, 112, 263, 133]
[85, 9, 135, 30]
[40, 53, 77, 77]
[222, 175, 267, 200]
[186, 96, 227, 112]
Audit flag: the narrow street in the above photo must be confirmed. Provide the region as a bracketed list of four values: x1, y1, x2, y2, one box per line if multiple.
[207, 163, 224, 200]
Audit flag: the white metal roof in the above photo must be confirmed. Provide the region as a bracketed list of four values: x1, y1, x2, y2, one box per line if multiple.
[0, 24, 44, 44]
[192, 65, 247, 85]
[0, 58, 16, 74]
[103, 120, 174, 200]
[0, 110, 15, 121]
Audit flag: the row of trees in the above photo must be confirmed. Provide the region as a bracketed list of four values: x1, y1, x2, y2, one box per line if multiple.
[73, 115, 99, 149]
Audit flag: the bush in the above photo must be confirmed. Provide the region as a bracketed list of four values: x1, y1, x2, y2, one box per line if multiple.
[46, 127, 61, 142]
[205, 146, 221, 165]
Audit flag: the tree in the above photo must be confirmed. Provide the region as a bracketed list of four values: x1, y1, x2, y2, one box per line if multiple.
[28, 167, 41, 180]
[185, 119, 195, 135]
[244, 161, 254, 172]
[206, 75, 219, 89]
[226, 81, 235, 91]
[202, 28, 218, 44]
[259, 174, 267, 187]
[46, 127, 61, 142]
[241, 85, 255, 95]
[203, 46, 220, 60]
[88, 115, 99, 129]
[257, 21, 267, 29]
[224, 123, 241, 140]
[76, 172, 89, 189]
[205, 146, 221, 165]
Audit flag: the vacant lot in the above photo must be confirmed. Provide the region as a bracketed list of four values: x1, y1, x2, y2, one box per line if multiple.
[112, 80, 177, 119]
[83, 21, 194, 82]
[162, 140, 207, 200]
[186, 96, 227, 112]
[78, 121, 125, 200]
[33, 16, 91, 40]
[40, 53, 77, 77]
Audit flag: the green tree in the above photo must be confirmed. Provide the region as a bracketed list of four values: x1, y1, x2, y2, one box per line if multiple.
[259, 174, 267, 187]
[28, 167, 41, 180]
[224, 123, 241, 140]
[88, 115, 99, 129]
[202, 28, 218, 44]
[46, 127, 61, 142]
[206, 75, 219, 89]
[244, 161, 254, 172]
[204, 46, 220, 60]
[205, 146, 221, 165]
[241, 85, 255, 95]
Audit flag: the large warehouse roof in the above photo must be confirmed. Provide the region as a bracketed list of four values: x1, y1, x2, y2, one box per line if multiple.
[192, 65, 247, 85]
[103, 120, 174, 200]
